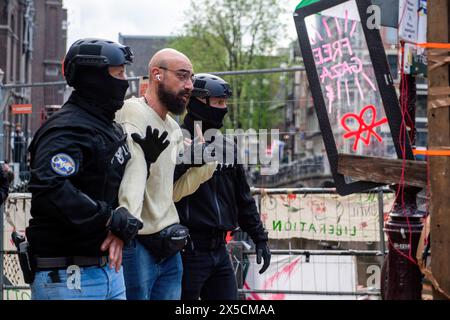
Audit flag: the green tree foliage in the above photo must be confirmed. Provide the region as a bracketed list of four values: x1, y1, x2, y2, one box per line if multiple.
[169, 0, 289, 130]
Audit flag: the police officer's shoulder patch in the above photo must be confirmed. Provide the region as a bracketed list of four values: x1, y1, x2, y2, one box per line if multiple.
[50, 153, 77, 177]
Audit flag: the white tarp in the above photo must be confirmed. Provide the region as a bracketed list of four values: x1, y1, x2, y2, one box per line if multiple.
[244, 254, 358, 300]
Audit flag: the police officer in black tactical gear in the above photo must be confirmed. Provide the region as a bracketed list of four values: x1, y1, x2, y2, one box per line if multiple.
[24, 38, 168, 300]
[175, 73, 271, 300]
[0, 163, 9, 205]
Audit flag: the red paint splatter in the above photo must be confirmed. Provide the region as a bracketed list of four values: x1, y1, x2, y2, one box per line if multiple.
[263, 257, 302, 290]
[244, 282, 286, 301]
[341, 105, 388, 151]
[244, 282, 263, 301]
[243, 257, 302, 301]
[260, 212, 268, 224]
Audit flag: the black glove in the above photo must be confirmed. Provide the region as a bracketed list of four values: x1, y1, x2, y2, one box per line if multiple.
[204, 137, 224, 161]
[107, 207, 143, 245]
[180, 139, 209, 167]
[131, 126, 170, 171]
[256, 242, 271, 274]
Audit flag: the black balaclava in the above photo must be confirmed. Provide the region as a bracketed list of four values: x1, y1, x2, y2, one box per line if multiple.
[185, 97, 228, 133]
[72, 66, 129, 121]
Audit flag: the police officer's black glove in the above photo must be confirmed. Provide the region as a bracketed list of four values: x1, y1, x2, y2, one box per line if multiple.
[256, 242, 271, 274]
[131, 126, 170, 171]
[178, 139, 202, 167]
[204, 137, 224, 161]
[107, 207, 143, 245]
[182, 138, 222, 167]
[189, 140, 209, 167]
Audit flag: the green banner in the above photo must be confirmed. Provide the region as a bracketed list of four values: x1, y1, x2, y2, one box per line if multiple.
[295, 0, 320, 11]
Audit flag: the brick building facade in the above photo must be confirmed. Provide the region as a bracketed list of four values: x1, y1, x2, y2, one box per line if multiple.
[0, 0, 35, 163]
[30, 0, 67, 133]
[0, 0, 66, 164]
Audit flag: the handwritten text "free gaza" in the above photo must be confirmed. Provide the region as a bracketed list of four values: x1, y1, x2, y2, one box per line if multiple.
[312, 38, 364, 83]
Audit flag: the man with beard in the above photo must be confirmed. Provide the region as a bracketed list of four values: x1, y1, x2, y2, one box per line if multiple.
[175, 74, 271, 300]
[25, 39, 149, 300]
[116, 49, 217, 300]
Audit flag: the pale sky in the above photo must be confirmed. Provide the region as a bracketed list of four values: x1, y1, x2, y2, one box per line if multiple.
[62, 0, 301, 48]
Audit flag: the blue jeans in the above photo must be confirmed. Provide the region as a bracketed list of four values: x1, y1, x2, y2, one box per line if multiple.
[31, 265, 126, 300]
[122, 238, 183, 300]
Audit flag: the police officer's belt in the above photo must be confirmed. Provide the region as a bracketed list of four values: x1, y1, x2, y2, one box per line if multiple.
[190, 231, 227, 251]
[36, 256, 108, 269]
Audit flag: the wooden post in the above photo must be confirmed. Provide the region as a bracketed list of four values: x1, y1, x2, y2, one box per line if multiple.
[428, 0, 450, 300]
[337, 154, 427, 188]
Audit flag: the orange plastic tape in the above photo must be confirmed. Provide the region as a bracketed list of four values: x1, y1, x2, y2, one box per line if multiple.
[415, 42, 450, 49]
[413, 149, 450, 156]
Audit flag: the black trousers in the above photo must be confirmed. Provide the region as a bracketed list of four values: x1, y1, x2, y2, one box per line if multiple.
[181, 244, 238, 300]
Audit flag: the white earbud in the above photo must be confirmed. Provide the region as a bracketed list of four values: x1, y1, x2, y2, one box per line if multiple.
[156, 75, 161, 81]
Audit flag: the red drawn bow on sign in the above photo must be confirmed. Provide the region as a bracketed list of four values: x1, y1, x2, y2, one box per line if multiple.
[341, 105, 388, 152]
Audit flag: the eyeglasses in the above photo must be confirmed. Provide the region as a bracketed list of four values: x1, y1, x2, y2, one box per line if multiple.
[158, 66, 195, 84]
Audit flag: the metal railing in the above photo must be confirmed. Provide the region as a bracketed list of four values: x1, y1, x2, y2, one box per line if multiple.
[1, 187, 392, 300]
[231, 187, 391, 299]
[250, 157, 331, 188]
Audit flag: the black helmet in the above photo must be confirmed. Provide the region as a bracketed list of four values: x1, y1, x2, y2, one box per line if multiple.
[191, 73, 232, 100]
[63, 38, 134, 86]
[187, 73, 231, 131]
